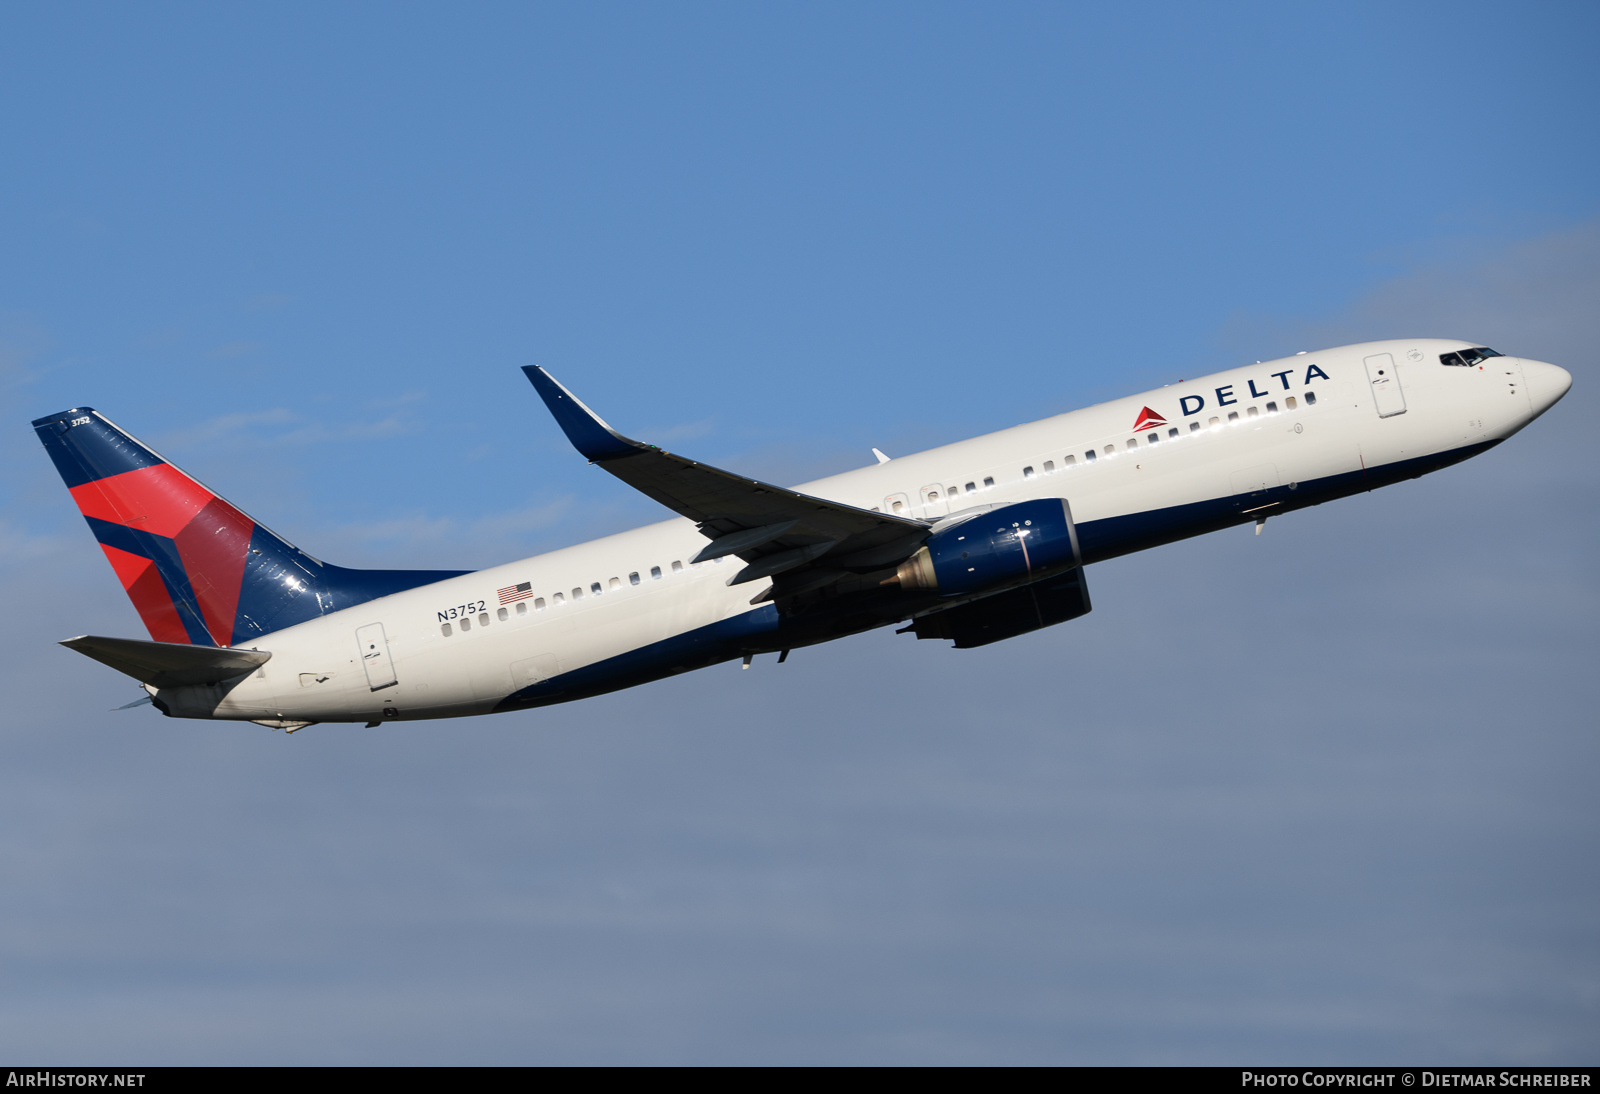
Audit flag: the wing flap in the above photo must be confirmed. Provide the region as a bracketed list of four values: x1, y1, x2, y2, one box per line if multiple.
[691, 520, 799, 563]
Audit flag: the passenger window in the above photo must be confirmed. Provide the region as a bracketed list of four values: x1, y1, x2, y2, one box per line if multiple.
[553, 592, 565, 605]
[1286, 396, 1298, 410]
[440, 623, 453, 637]
[965, 481, 977, 492]
[1189, 422, 1201, 433]
[1305, 390, 1317, 405]
[891, 499, 905, 513]
[460, 616, 471, 631]
[497, 607, 508, 621]
[672, 561, 683, 574]
[1043, 460, 1055, 473]
[1227, 411, 1239, 422]
[1148, 433, 1159, 444]
[1126, 439, 1137, 450]
[572, 588, 584, 600]
[983, 476, 995, 488]
[1063, 456, 1075, 467]
[609, 577, 621, 591]
[591, 582, 603, 596]
[1247, 406, 1258, 419]
[1085, 449, 1097, 463]
[1022, 466, 1034, 479]
[517, 601, 528, 615]
[533, 598, 544, 611]
[1103, 445, 1115, 456]
[1266, 402, 1278, 414]
[478, 612, 489, 627]
[629, 572, 640, 586]
[1209, 417, 1220, 429]
[1167, 428, 1178, 438]
[651, 565, 662, 579]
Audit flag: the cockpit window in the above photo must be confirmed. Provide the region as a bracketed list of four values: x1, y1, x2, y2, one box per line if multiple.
[1440, 347, 1504, 366]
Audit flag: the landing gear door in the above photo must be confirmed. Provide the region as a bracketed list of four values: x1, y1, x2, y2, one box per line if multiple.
[356, 622, 398, 691]
[1364, 352, 1407, 418]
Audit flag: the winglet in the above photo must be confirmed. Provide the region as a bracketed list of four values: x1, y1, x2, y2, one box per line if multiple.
[522, 366, 644, 462]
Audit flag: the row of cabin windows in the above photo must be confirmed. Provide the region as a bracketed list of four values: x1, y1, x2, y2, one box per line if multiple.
[888, 392, 1319, 510]
[889, 477, 995, 512]
[440, 557, 715, 636]
[1012, 392, 1322, 482]
[1039, 393, 1315, 471]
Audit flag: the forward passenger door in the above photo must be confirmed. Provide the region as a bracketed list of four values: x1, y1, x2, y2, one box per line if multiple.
[1364, 353, 1407, 418]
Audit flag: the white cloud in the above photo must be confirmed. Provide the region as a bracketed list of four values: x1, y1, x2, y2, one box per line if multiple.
[244, 293, 295, 312]
[1213, 218, 1600, 368]
[635, 417, 717, 444]
[0, 520, 74, 570]
[203, 341, 264, 361]
[323, 498, 576, 556]
[0, 313, 55, 391]
[153, 408, 418, 453]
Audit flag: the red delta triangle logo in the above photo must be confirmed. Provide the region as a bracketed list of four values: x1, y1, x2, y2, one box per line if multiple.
[1132, 406, 1167, 432]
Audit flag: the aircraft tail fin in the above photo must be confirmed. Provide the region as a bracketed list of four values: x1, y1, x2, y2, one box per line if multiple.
[32, 408, 469, 646]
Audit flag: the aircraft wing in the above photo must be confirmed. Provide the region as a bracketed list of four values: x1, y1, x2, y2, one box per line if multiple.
[523, 367, 929, 599]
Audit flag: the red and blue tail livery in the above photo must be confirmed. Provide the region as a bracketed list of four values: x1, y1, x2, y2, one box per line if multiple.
[33, 408, 467, 648]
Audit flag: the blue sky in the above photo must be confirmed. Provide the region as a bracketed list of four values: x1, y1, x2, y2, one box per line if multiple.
[1, 2, 1596, 1063]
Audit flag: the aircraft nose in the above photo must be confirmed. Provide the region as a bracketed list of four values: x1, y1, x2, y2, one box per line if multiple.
[1520, 359, 1573, 416]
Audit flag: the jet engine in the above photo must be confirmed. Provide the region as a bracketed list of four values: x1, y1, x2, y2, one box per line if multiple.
[889, 498, 1080, 598]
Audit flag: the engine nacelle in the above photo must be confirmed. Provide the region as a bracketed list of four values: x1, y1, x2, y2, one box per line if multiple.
[891, 498, 1081, 598]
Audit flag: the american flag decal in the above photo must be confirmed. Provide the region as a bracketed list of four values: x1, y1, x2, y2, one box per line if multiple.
[498, 581, 535, 605]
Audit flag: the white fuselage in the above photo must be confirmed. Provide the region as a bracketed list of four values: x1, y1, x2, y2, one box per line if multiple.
[155, 340, 1569, 726]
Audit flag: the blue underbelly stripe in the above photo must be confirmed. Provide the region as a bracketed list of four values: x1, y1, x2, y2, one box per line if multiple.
[494, 602, 781, 712]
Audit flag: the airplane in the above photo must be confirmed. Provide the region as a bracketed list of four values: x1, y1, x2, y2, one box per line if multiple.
[33, 339, 1571, 732]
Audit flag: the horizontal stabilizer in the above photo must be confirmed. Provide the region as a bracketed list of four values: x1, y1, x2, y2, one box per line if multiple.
[60, 635, 272, 688]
